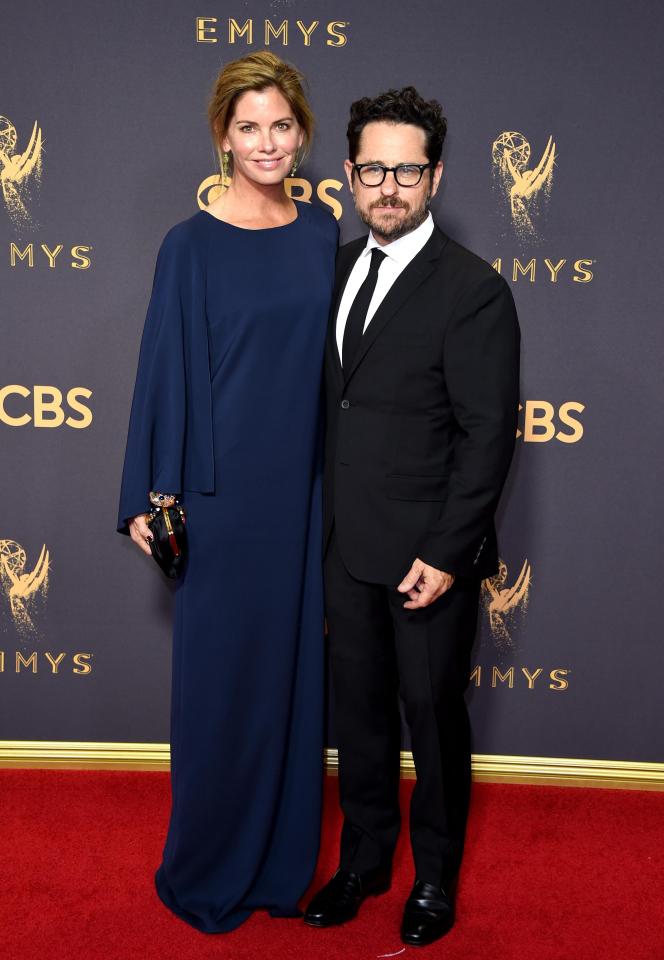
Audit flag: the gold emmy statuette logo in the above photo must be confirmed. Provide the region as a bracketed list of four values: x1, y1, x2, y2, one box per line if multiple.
[0, 117, 44, 229]
[492, 131, 556, 240]
[0, 539, 50, 636]
[482, 558, 531, 650]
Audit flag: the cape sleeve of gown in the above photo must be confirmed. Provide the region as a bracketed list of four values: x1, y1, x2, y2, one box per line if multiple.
[116, 220, 214, 535]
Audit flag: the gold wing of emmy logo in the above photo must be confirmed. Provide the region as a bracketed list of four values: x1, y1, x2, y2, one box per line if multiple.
[491, 131, 556, 239]
[482, 558, 531, 651]
[0, 117, 44, 228]
[0, 539, 50, 636]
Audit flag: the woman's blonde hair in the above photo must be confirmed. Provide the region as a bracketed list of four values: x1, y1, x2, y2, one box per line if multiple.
[208, 50, 315, 177]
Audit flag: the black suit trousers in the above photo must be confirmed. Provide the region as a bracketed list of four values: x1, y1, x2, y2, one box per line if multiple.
[325, 527, 481, 888]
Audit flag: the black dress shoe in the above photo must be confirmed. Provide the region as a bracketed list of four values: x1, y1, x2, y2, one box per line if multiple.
[303, 866, 391, 926]
[400, 879, 455, 946]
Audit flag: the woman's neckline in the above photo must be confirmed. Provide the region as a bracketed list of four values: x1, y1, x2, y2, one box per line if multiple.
[200, 198, 301, 232]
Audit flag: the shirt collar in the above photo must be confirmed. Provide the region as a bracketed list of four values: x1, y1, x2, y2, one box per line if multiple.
[363, 212, 434, 265]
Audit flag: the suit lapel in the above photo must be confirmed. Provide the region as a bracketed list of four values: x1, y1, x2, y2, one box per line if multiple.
[343, 227, 447, 386]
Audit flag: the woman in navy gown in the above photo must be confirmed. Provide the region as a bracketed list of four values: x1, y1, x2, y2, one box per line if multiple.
[116, 51, 338, 933]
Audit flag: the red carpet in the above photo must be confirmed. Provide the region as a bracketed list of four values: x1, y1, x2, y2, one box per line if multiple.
[2, 770, 663, 959]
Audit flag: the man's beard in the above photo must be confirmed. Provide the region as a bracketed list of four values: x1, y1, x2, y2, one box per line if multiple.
[356, 189, 431, 243]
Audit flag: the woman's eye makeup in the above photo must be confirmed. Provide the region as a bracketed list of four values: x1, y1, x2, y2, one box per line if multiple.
[237, 121, 292, 133]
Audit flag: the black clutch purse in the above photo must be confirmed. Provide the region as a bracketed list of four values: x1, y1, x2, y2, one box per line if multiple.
[145, 493, 187, 579]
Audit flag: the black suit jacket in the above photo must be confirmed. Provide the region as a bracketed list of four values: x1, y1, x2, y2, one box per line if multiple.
[323, 224, 520, 585]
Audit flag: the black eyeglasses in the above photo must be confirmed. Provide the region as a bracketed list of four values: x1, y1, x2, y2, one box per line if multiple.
[353, 162, 433, 187]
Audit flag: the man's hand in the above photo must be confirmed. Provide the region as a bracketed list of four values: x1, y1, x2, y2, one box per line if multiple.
[397, 558, 455, 609]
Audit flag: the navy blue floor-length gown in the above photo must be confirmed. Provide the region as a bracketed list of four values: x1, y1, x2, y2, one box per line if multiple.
[116, 199, 338, 932]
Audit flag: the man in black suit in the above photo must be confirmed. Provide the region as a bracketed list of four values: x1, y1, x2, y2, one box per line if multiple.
[303, 88, 520, 946]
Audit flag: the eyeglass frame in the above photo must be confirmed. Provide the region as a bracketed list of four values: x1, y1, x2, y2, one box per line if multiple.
[352, 161, 434, 187]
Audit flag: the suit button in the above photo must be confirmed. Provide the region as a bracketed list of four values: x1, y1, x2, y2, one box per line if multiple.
[341, 399, 350, 409]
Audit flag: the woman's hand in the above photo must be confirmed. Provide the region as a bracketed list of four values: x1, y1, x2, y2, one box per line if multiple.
[128, 513, 153, 555]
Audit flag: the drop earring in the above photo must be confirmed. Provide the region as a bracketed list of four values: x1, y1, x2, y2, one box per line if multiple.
[221, 150, 230, 184]
[290, 152, 299, 177]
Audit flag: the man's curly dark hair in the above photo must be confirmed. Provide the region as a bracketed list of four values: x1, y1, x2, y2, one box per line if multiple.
[346, 86, 447, 165]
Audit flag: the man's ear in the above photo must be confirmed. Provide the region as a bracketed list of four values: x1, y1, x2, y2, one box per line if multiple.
[430, 161, 444, 199]
[344, 159, 355, 194]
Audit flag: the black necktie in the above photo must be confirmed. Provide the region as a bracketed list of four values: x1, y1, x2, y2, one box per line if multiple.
[342, 247, 387, 373]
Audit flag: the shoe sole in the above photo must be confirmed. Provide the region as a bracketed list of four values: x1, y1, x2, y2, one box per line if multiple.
[400, 923, 454, 946]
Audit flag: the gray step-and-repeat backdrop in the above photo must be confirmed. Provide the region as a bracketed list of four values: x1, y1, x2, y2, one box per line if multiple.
[1, 0, 662, 765]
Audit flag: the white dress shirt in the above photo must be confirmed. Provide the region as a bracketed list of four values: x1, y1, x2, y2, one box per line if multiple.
[335, 212, 435, 361]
